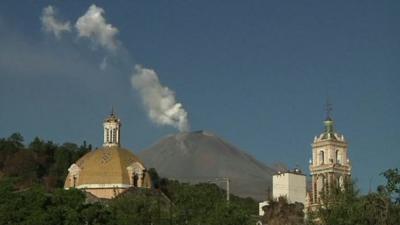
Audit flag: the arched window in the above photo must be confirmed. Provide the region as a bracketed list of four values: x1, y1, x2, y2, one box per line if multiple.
[313, 181, 317, 202]
[127, 162, 146, 188]
[323, 176, 327, 193]
[316, 175, 325, 203]
[106, 128, 110, 143]
[112, 128, 117, 143]
[339, 176, 344, 190]
[73, 175, 77, 187]
[133, 173, 138, 187]
[336, 150, 341, 164]
[319, 151, 325, 165]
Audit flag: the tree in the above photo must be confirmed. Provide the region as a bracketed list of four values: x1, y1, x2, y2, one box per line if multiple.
[7, 133, 24, 149]
[261, 197, 304, 225]
[383, 168, 400, 203]
[165, 180, 255, 225]
[0, 133, 25, 169]
[0, 179, 114, 225]
[147, 168, 160, 189]
[308, 174, 400, 225]
[3, 150, 37, 186]
[383, 168, 400, 225]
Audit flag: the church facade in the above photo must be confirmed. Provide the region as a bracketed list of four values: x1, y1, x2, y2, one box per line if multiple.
[307, 113, 352, 209]
[64, 111, 152, 199]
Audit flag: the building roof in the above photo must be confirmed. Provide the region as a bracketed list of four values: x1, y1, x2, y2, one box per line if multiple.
[64, 146, 149, 188]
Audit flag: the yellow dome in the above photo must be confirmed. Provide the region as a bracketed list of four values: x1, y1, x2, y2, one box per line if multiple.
[64, 146, 152, 198]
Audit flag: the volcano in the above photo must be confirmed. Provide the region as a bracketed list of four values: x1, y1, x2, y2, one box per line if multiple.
[138, 130, 275, 200]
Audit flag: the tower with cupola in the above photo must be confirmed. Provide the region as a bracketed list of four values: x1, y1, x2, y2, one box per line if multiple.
[308, 103, 351, 208]
[103, 108, 121, 147]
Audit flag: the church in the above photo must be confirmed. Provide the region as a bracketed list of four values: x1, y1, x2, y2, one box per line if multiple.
[64, 111, 152, 199]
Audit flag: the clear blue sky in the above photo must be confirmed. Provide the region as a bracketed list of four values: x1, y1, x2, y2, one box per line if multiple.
[0, 0, 399, 193]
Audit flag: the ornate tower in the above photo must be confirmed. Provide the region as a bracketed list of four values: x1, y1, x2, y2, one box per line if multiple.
[308, 105, 351, 208]
[103, 109, 121, 147]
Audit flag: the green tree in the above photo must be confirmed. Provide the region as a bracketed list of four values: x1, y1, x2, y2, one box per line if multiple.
[165, 180, 255, 225]
[110, 189, 169, 225]
[383, 168, 400, 203]
[3, 150, 37, 186]
[7, 133, 24, 149]
[0, 133, 25, 169]
[383, 168, 400, 225]
[308, 173, 400, 225]
[261, 197, 304, 225]
[0, 179, 114, 225]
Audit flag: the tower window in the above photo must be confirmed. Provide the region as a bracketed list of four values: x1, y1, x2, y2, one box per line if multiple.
[319, 151, 325, 165]
[336, 150, 341, 164]
[106, 128, 110, 143]
[73, 175, 77, 187]
[110, 129, 114, 143]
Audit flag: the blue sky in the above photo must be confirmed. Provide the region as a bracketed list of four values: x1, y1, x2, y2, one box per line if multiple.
[0, 0, 399, 193]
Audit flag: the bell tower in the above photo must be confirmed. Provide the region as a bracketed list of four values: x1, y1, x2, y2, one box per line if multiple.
[103, 108, 121, 147]
[308, 103, 351, 208]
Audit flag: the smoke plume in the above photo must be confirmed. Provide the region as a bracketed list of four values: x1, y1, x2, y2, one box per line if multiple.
[39, 5, 191, 131]
[75, 4, 119, 51]
[40, 6, 71, 39]
[132, 65, 190, 132]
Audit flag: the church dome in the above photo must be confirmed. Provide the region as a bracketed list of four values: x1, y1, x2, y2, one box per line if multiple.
[64, 111, 152, 199]
[64, 146, 151, 188]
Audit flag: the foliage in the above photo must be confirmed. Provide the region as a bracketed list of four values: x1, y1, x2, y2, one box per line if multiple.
[0, 178, 257, 225]
[0, 131, 258, 225]
[0, 133, 91, 189]
[110, 189, 170, 225]
[382, 168, 400, 203]
[0, 179, 114, 225]
[261, 197, 304, 225]
[3, 133, 398, 225]
[308, 170, 400, 225]
[151, 179, 257, 225]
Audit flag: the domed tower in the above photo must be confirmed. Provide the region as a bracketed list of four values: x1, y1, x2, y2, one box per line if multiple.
[64, 110, 152, 199]
[308, 104, 351, 209]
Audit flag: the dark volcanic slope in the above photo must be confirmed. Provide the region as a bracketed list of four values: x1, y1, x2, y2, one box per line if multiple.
[138, 131, 275, 200]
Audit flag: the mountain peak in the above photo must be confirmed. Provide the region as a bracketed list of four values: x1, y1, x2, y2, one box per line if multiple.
[138, 131, 274, 200]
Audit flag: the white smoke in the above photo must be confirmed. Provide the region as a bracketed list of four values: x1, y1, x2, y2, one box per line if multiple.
[75, 4, 119, 51]
[39, 5, 191, 131]
[132, 65, 190, 132]
[40, 6, 71, 39]
[99, 57, 108, 70]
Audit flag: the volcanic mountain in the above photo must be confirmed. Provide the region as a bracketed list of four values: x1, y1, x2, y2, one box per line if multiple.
[138, 130, 275, 200]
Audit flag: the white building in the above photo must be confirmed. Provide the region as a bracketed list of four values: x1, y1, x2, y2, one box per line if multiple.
[258, 201, 269, 216]
[272, 169, 306, 205]
[259, 169, 306, 216]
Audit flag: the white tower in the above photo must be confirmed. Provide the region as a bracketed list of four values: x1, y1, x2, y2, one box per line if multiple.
[103, 109, 121, 147]
[308, 104, 351, 209]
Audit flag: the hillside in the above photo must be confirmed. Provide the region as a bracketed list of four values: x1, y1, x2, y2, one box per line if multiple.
[138, 130, 275, 200]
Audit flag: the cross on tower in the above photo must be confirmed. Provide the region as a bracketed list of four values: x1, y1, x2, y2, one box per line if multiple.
[111, 106, 115, 116]
[325, 99, 333, 120]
